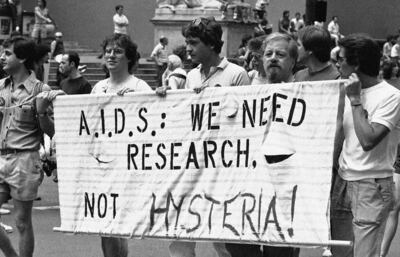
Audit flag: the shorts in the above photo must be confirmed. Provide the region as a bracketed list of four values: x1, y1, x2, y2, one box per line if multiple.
[0, 150, 43, 201]
[31, 23, 47, 39]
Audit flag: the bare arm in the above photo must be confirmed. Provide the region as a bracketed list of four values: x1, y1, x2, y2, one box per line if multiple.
[345, 73, 391, 151]
[35, 7, 51, 23]
[36, 88, 66, 138]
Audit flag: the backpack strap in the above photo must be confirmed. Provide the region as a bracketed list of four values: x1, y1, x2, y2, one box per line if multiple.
[169, 73, 186, 80]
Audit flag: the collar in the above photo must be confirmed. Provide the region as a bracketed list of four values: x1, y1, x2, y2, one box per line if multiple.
[197, 57, 229, 73]
[308, 63, 332, 76]
[4, 72, 37, 94]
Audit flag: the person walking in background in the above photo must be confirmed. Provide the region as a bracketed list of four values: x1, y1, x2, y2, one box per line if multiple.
[390, 35, 400, 63]
[50, 32, 64, 60]
[31, 0, 52, 43]
[91, 33, 152, 257]
[290, 12, 304, 34]
[327, 16, 342, 45]
[383, 35, 396, 61]
[113, 5, 129, 35]
[278, 10, 290, 34]
[151, 36, 169, 87]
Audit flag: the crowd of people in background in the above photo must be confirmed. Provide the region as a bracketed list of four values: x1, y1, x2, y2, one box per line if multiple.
[0, 2, 398, 257]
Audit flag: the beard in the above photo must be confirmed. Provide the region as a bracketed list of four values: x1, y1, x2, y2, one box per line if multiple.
[267, 66, 283, 83]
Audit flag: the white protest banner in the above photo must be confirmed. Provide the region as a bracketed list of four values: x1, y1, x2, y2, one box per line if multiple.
[54, 81, 348, 247]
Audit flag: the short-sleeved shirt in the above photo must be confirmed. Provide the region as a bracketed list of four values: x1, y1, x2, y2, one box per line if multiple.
[167, 67, 187, 90]
[294, 63, 340, 82]
[151, 43, 168, 65]
[0, 73, 50, 151]
[185, 57, 250, 89]
[328, 21, 340, 35]
[91, 75, 152, 94]
[61, 76, 92, 95]
[383, 42, 393, 58]
[391, 44, 400, 58]
[113, 14, 129, 34]
[339, 81, 400, 180]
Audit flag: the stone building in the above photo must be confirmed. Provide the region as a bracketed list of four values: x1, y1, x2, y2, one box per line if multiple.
[18, 0, 396, 56]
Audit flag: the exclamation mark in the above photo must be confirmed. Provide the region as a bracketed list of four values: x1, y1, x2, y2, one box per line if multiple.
[288, 185, 297, 237]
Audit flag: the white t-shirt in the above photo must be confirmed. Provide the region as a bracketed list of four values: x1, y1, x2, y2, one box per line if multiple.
[391, 44, 400, 58]
[328, 21, 339, 35]
[91, 75, 152, 94]
[339, 81, 400, 180]
[113, 14, 129, 34]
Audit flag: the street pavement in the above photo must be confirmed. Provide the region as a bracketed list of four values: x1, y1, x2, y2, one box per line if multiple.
[0, 177, 399, 257]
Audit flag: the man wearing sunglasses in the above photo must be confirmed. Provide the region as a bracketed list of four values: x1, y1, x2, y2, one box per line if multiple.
[167, 16, 249, 257]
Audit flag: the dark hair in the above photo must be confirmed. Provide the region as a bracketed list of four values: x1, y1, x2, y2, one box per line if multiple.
[239, 34, 252, 48]
[172, 44, 187, 62]
[102, 34, 139, 71]
[67, 51, 80, 68]
[34, 43, 50, 61]
[160, 36, 168, 44]
[339, 33, 381, 76]
[386, 34, 394, 42]
[3, 36, 36, 70]
[381, 60, 399, 79]
[115, 5, 123, 11]
[39, 0, 47, 8]
[182, 17, 224, 54]
[248, 37, 264, 52]
[298, 25, 332, 62]
[283, 10, 290, 16]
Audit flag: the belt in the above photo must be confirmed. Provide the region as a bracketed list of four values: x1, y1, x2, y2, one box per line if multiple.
[0, 149, 30, 155]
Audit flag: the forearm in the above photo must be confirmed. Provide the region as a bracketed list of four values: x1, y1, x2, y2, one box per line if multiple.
[38, 114, 55, 138]
[351, 104, 386, 151]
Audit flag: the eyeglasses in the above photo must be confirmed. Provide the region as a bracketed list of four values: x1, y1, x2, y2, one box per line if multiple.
[104, 47, 125, 56]
[191, 17, 215, 30]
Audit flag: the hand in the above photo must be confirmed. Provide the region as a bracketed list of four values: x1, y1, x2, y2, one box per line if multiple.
[344, 73, 362, 103]
[194, 87, 203, 94]
[155, 86, 167, 97]
[117, 87, 134, 96]
[36, 90, 65, 114]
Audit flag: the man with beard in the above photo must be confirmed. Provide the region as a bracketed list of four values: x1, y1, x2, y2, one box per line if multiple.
[227, 32, 300, 257]
[59, 51, 91, 95]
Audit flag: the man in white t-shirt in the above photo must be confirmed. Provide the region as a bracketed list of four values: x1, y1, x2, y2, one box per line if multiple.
[328, 16, 342, 45]
[333, 33, 400, 257]
[290, 12, 304, 33]
[151, 36, 169, 87]
[113, 5, 129, 35]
